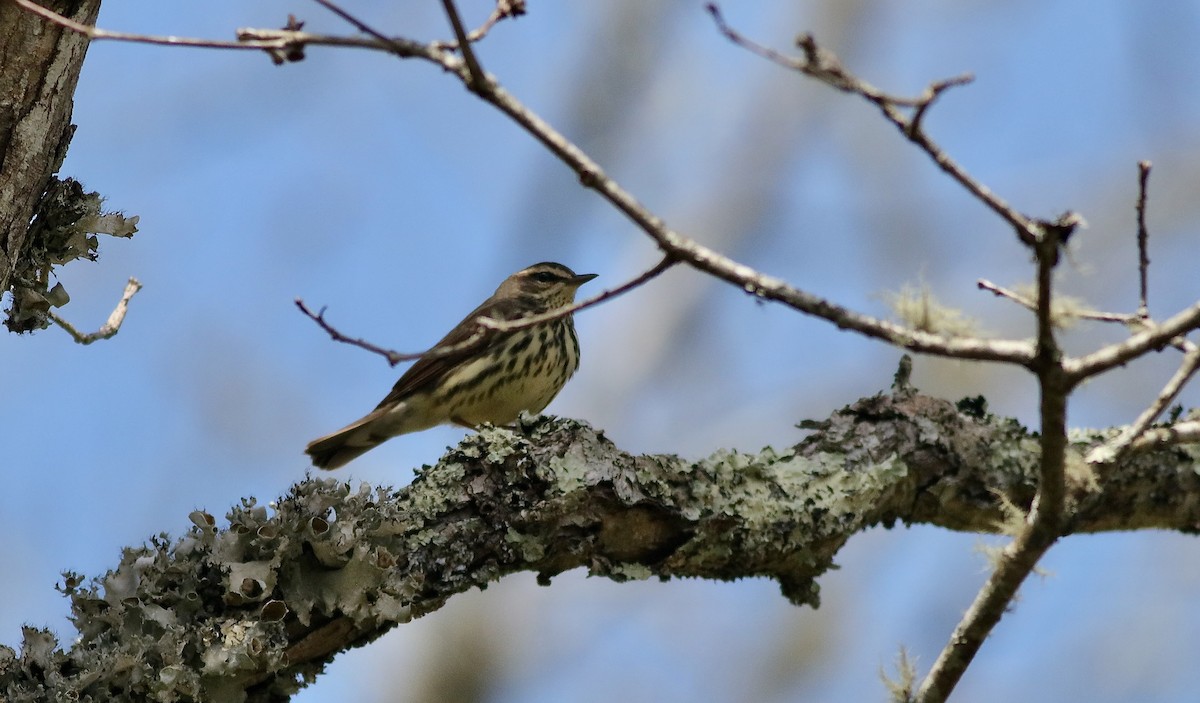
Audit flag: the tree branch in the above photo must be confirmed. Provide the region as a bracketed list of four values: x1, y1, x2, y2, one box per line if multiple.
[430, 0, 526, 52]
[1136, 160, 1152, 318]
[12, 0, 1041, 367]
[8, 0, 434, 60]
[915, 199, 1077, 703]
[1066, 301, 1200, 380]
[705, 3, 1044, 248]
[48, 276, 142, 344]
[1085, 343, 1200, 465]
[294, 298, 488, 367]
[440, 0, 488, 92]
[2, 391, 1198, 699]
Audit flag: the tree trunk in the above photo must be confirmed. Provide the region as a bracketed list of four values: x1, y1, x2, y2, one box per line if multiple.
[0, 0, 101, 322]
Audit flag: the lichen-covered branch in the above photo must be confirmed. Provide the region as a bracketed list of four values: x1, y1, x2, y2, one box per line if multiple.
[2, 391, 1197, 701]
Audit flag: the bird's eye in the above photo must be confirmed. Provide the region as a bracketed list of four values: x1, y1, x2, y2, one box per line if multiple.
[532, 272, 558, 283]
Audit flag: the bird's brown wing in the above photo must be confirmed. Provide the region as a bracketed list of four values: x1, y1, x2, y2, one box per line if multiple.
[372, 295, 525, 409]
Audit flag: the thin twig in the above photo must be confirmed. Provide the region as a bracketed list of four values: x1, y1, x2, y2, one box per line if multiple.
[48, 277, 143, 344]
[12, 0, 1039, 368]
[1081, 162, 1200, 464]
[706, 3, 1048, 249]
[440, 0, 488, 92]
[311, 0, 390, 46]
[431, 0, 524, 51]
[709, 6, 1023, 228]
[11, 0, 430, 60]
[14, 0, 281, 51]
[977, 279, 1199, 362]
[977, 279, 1140, 325]
[1136, 161, 1152, 319]
[1086, 343, 1200, 464]
[908, 74, 974, 137]
[422, 60, 1036, 365]
[12, 0, 259, 49]
[1066, 301, 1200, 381]
[295, 298, 488, 367]
[297, 257, 677, 363]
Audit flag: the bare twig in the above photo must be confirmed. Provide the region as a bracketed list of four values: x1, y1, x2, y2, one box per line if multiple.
[10, 0, 430, 60]
[705, 3, 1045, 248]
[295, 298, 487, 367]
[440, 0, 489, 92]
[978, 279, 1139, 325]
[10, 0, 251, 49]
[297, 257, 677, 363]
[977, 279, 1197, 360]
[48, 277, 142, 344]
[310, 0, 394, 49]
[1066, 301, 1200, 381]
[1136, 161, 1152, 318]
[12, 0, 287, 51]
[976, 278, 1034, 308]
[1079, 162, 1200, 464]
[431, 0, 524, 51]
[706, 19, 1084, 692]
[907, 74, 974, 137]
[1087, 344, 1200, 464]
[12, 0, 1039, 368]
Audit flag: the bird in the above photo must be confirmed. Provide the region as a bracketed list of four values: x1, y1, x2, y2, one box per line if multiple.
[305, 262, 597, 470]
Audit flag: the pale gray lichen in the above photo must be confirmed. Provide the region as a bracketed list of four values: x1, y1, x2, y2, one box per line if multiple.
[5, 177, 138, 333]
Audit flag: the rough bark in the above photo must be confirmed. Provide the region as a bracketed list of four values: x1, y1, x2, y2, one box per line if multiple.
[0, 0, 112, 332]
[0, 390, 1196, 701]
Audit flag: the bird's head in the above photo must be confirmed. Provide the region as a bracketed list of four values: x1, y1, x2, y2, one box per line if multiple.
[499, 262, 598, 311]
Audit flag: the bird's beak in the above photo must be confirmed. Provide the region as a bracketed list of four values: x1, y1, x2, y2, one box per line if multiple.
[571, 273, 598, 287]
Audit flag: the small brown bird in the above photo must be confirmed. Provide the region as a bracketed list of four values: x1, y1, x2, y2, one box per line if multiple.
[306, 262, 597, 469]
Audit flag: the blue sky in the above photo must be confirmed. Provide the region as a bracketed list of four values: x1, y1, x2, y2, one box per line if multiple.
[5, 2, 1200, 701]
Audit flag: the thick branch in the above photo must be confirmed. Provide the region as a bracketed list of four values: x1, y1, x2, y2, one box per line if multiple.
[2, 392, 1198, 699]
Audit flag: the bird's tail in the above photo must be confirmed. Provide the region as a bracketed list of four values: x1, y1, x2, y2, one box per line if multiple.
[305, 408, 391, 470]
